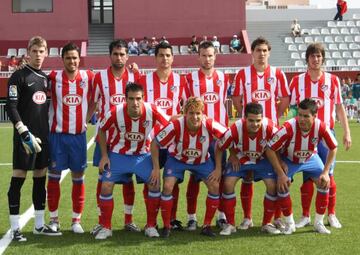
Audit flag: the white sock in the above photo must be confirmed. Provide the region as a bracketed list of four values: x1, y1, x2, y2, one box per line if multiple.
[217, 211, 227, 220]
[315, 213, 324, 224]
[34, 210, 45, 229]
[124, 204, 134, 215]
[284, 214, 295, 224]
[188, 214, 197, 221]
[9, 215, 20, 231]
[49, 210, 58, 219]
[72, 212, 82, 222]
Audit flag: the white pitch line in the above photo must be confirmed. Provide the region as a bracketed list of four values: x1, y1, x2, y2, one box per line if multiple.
[0, 136, 95, 255]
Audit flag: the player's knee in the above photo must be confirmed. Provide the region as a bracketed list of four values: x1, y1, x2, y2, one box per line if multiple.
[100, 182, 113, 195]
[162, 181, 174, 195]
[207, 181, 220, 195]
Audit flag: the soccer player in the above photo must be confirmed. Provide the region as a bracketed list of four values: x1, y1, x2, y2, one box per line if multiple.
[6, 36, 61, 241]
[47, 42, 95, 234]
[185, 41, 230, 230]
[139, 41, 188, 230]
[231, 36, 290, 230]
[94, 83, 169, 239]
[289, 43, 351, 229]
[217, 103, 280, 235]
[266, 98, 337, 234]
[91, 39, 141, 235]
[151, 97, 227, 237]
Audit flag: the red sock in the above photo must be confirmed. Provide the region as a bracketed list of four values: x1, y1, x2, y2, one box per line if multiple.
[96, 176, 102, 223]
[72, 180, 85, 222]
[274, 200, 282, 219]
[99, 195, 114, 229]
[222, 193, 236, 225]
[203, 193, 219, 226]
[316, 190, 329, 215]
[143, 184, 148, 204]
[186, 175, 200, 215]
[47, 177, 61, 213]
[146, 191, 160, 227]
[263, 195, 276, 225]
[171, 183, 179, 221]
[300, 179, 314, 217]
[328, 176, 336, 215]
[278, 193, 292, 216]
[123, 182, 135, 224]
[240, 182, 253, 219]
[160, 194, 173, 228]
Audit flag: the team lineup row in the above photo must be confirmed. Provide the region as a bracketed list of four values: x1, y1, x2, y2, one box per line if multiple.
[5, 35, 351, 241]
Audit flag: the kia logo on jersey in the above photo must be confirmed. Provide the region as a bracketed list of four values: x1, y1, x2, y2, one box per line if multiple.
[63, 94, 82, 106]
[243, 151, 262, 159]
[155, 98, 173, 109]
[183, 149, 202, 158]
[110, 94, 125, 105]
[294, 150, 313, 158]
[251, 89, 271, 101]
[32, 91, 47, 104]
[311, 97, 324, 108]
[201, 92, 219, 104]
[125, 132, 144, 141]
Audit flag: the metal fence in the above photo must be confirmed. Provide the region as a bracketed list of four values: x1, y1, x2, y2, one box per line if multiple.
[0, 103, 9, 122]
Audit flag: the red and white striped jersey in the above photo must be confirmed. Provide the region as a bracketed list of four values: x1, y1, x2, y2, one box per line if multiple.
[139, 71, 188, 116]
[232, 65, 289, 124]
[289, 71, 342, 129]
[100, 102, 169, 155]
[218, 117, 277, 164]
[268, 118, 337, 163]
[155, 116, 227, 164]
[186, 70, 230, 126]
[49, 70, 94, 134]
[93, 68, 140, 143]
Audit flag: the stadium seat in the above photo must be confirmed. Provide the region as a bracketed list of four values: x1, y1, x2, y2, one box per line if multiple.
[301, 52, 306, 59]
[328, 44, 339, 50]
[294, 60, 305, 67]
[321, 28, 330, 35]
[346, 21, 356, 27]
[326, 59, 335, 66]
[342, 51, 351, 58]
[339, 43, 348, 50]
[352, 51, 360, 58]
[294, 37, 304, 44]
[336, 59, 346, 66]
[290, 52, 300, 59]
[310, 28, 320, 35]
[7, 48, 17, 58]
[336, 21, 346, 27]
[325, 51, 332, 59]
[301, 28, 310, 35]
[334, 36, 344, 43]
[314, 36, 324, 43]
[180, 45, 189, 55]
[331, 51, 341, 59]
[284, 37, 294, 44]
[349, 43, 360, 50]
[357, 59, 360, 65]
[340, 28, 350, 35]
[344, 36, 354, 43]
[288, 44, 297, 51]
[347, 59, 357, 66]
[324, 36, 334, 43]
[350, 28, 360, 34]
[172, 45, 179, 55]
[351, 67, 360, 71]
[355, 36, 360, 43]
[220, 45, 230, 54]
[353, 13, 360, 20]
[49, 47, 59, 57]
[304, 36, 313, 43]
[330, 28, 340, 35]
[17, 48, 27, 57]
[327, 21, 336, 27]
[298, 44, 307, 51]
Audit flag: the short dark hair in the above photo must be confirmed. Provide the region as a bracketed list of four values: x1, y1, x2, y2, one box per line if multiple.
[155, 41, 173, 56]
[244, 103, 263, 117]
[298, 98, 318, 115]
[109, 39, 128, 55]
[61, 42, 80, 58]
[305, 43, 325, 64]
[251, 36, 271, 52]
[125, 82, 144, 98]
[198, 41, 215, 53]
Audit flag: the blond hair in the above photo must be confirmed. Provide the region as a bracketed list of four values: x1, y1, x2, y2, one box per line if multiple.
[184, 97, 204, 113]
[28, 36, 47, 50]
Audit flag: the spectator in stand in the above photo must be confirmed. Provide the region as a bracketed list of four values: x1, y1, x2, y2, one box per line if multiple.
[291, 19, 301, 37]
[160, 36, 169, 44]
[148, 37, 159, 55]
[334, 0, 347, 21]
[229, 35, 243, 53]
[8, 56, 18, 72]
[212, 36, 220, 54]
[139, 36, 150, 55]
[200, 35, 208, 45]
[188, 35, 199, 54]
[18, 55, 28, 66]
[128, 38, 139, 55]
[0, 60, 2, 71]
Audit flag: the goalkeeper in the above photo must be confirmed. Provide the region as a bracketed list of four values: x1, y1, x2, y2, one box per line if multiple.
[6, 36, 61, 242]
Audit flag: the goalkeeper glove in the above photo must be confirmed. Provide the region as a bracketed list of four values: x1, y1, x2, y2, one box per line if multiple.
[15, 122, 42, 154]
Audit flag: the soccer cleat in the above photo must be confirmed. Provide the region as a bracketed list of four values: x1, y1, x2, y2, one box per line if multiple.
[95, 227, 112, 240]
[90, 224, 102, 235]
[283, 222, 296, 235]
[328, 214, 342, 229]
[200, 225, 216, 237]
[72, 222, 85, 234]
[314, 221, 331, 234]
[186, 220, 198, 231]
[273, 218, 286, 232]
[295, 216, 311, 228]
[261, 223, 281, 235]
[12, 229, 27, 242]
[219, 224, 237, 236]
[125, 222, 141, 232]
[238, 218, 253, 230]
[33, 224, 62, 236]
[170, 219, 184, 231]
[144, 227, 160, 238]
[48, 220, 60, 232]
[216, 219, 227, 230]
[161, 227, 171, 238]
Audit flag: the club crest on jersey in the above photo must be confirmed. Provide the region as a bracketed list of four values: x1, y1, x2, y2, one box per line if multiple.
[80, 80, 87, 88]
[125, 132, 144, 141]
[311, 137, 318, 144]
[63, 94, 82, 106]
[110, 94, 125, 105]
[311, 97, 324, 108]
[244, 151, 262, 159]
[32, 91, 47, 104]
[199, 136, 206, 143]
[294, 150, 312, 158]
[252, 89, 271, 101]
[155, 98, 173, 109]
[267, 77, 275, 84]
[9, 85, 17, 97]
[142, 120, 150, 128]
[246, 82, 251, 86]
[321, 85, 329, 91]
[216, 80, 223, 86]
[170, 85, 177, 91]
[158, 130, 167, 139]
[183, 149, 202, 158]
[201, 92, 219, 104]
[271, 135, 280, 143]
[259, 139, 267, 146]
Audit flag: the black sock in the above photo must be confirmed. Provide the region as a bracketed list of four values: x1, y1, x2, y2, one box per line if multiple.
[33, 176, 46, 210]
[8, 177, 26, 215]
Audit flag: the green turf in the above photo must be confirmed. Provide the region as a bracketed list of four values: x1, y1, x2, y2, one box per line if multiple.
[0, 121, 360, 255]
